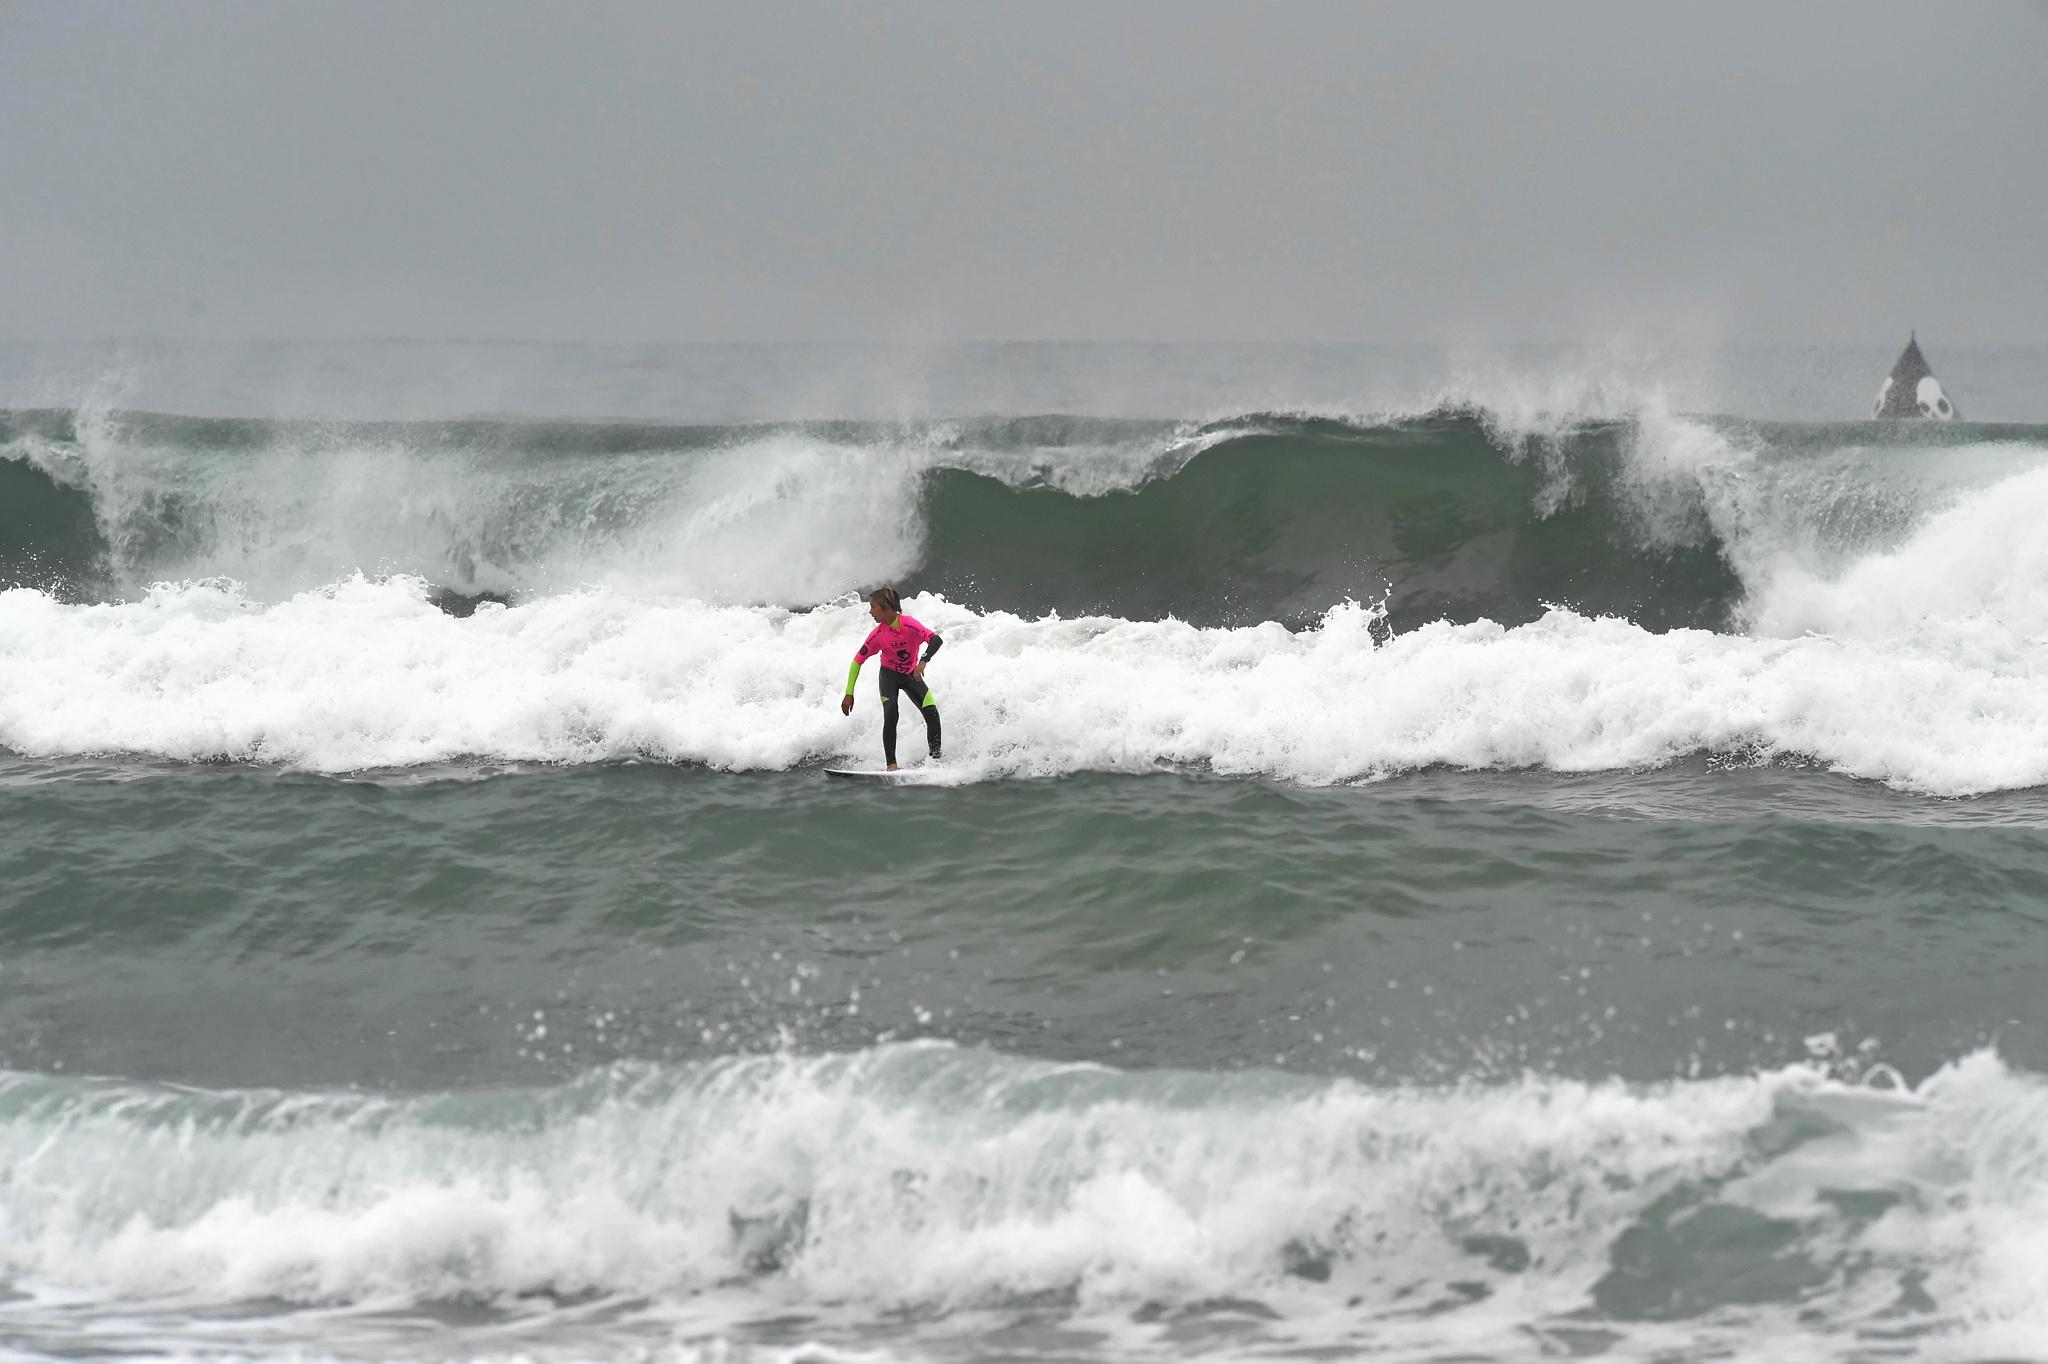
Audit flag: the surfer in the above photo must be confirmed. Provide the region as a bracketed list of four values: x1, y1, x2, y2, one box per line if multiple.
[840, 587, 943, 770]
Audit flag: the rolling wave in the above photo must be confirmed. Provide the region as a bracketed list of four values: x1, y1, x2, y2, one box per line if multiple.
[916, 411, 1745, 630]
[0, 1044, 2040, 1356]
[16, 403, 2039, 630]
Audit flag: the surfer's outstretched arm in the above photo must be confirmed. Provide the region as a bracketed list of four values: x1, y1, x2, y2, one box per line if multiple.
[841, 655, 865, 716]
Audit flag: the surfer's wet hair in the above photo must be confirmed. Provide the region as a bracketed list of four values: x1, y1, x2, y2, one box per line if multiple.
[868, 586, 902, 614]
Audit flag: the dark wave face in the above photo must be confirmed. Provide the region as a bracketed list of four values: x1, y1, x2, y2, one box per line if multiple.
[918, 413, 1745, 630]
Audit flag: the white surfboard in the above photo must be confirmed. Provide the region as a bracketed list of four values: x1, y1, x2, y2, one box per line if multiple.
[824, 767, 926, 783]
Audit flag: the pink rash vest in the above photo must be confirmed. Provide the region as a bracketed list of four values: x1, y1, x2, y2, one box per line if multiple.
[854, 614, 937, 677]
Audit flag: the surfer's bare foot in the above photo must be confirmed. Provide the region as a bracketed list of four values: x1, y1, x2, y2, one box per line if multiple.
[887, 763, 900, 771]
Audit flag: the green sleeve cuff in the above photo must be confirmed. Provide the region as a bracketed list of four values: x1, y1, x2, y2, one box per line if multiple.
[845, 658, 863, 694]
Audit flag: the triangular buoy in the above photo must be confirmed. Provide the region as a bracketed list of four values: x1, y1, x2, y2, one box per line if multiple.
[1872, 333, 1960, 419]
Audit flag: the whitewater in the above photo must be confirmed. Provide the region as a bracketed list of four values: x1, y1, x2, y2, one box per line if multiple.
[8, 386, 2048, 793]
[7, 581, 2048, 794]
[6, 1046, 2048, 1362]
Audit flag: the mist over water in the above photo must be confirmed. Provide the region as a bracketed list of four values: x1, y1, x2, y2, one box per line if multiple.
[4, 340, 2048, 1362]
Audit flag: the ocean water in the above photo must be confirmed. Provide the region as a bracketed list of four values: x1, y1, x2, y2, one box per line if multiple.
[3, 340, 2048, 1363]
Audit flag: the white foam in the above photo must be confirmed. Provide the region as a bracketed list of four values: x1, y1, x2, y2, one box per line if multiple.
[0, 1046, 1794, 1315]
[1845, 1052, 2048, 1357]
[1741, 460, 2048, 642]
[4, 1046, 2046, 1360]
[19, 421, 937, 605]
[9, 581, 2048, 794]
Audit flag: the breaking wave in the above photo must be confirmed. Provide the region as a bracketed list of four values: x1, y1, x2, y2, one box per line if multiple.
[2, 1044, 2043, 1358]
[11, 402, 2042, 628]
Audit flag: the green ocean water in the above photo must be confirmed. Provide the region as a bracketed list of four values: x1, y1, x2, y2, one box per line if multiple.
[4, 763, 2044, 1093]
[4, 763, 2047, 1362]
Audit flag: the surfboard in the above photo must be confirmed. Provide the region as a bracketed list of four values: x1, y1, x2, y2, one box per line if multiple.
[824, 767, 923, 782]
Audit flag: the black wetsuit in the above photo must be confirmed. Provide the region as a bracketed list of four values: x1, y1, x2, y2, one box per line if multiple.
[878, 660, 941, 766]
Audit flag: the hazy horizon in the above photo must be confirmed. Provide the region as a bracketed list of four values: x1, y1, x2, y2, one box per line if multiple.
[7, 333, 2042, 353]
[5, 1, 2045, 347]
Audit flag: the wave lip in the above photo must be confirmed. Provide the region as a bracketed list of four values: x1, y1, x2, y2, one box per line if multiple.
[0, 1045, 2042, 1358]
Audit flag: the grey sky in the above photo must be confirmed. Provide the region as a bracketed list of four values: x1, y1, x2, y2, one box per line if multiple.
[3, 0, 2044, 344]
